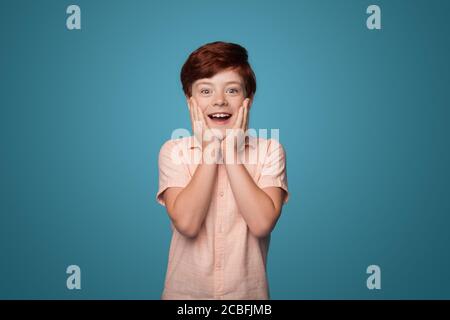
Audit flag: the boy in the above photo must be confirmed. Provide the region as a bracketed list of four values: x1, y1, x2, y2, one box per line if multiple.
[156, 41, 289, 299]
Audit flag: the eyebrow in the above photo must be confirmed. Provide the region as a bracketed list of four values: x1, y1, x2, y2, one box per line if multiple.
[195, 81, 243, 87]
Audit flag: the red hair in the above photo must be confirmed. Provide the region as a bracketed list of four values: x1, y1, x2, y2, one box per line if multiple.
[180, 41, 257, 99]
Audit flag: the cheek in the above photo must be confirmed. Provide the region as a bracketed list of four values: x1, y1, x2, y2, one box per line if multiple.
[230, 96, 245, 107]
[200, 106, 209, 117]
[195, 97, 211, 110]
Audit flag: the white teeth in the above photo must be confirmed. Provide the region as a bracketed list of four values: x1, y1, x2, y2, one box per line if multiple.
[210, 113, 230, 118]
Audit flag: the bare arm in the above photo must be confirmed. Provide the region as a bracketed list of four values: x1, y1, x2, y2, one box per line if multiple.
[222, 99, 286, 238]
[225, 164, 286, 238]
[162, 98, 220, 238]
[162, 162, 217, 238]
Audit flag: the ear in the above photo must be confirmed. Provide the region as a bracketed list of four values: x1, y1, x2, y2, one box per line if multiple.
[185, 95, 192, 109]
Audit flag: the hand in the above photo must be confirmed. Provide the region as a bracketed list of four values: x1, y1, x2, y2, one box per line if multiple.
[221, 98, 250, 164]
[188, 97, 222, 163]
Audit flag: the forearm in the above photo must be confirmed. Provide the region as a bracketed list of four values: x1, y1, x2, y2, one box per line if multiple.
[225, 163, 278, 238]
[171, 162, 218, 237]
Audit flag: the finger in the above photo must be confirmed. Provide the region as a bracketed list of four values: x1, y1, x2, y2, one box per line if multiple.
[191, 99, 202, 145]
[196, 105, 207, 130]
[193, 99, 207, 131]
[189, 97, 196, 122]
[233, 106, 243, 130]
[242, 102, 248, 131]
[189, 103, 196, 136]
[244, 98, 250, 113]
[188, 99, 195, 128]
[192, 98, 199, 123]
[243, 98, 250, 109]
[196, 104, 207, 123]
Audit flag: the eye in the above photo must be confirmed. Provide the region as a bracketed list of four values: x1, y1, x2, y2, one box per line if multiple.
[226, 87, 240, 95]
[200, 88, 211, 95]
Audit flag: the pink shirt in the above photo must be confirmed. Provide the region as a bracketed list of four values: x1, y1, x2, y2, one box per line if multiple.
[156, 135, 289, 299]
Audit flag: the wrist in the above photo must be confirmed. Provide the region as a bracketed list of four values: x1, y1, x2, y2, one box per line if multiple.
[202, 137, 222, 164]
[221, 140, 245, 165]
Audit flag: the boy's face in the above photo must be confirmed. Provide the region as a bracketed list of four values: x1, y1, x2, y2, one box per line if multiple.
[189, 69, 251, 135]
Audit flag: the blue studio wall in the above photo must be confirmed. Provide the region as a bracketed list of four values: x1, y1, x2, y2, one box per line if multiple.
[1, 0, 449, 299]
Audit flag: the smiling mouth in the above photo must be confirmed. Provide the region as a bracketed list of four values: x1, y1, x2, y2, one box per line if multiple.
[208, 112, 232, 123]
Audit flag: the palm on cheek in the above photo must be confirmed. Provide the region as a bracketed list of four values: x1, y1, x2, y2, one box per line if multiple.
[222, 98, 250, 163]
[188, 97, 206, 147]
[188, 97, 222, 158]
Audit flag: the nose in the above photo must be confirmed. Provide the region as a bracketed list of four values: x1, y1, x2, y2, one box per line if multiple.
[212, 92, 228, 107]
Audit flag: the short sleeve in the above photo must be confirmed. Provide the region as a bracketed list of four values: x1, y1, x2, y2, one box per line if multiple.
[257, 139, 289, 204]
[156, 140, 191, 206]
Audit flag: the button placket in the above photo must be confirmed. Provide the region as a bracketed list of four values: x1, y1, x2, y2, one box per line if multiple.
[214, 165, 226, 295]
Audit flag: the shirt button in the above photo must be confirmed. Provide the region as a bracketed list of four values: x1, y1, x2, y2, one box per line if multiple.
[219, 191, 224, 197]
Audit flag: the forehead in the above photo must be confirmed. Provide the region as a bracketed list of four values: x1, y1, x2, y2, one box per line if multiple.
[194, 69, 244, 86]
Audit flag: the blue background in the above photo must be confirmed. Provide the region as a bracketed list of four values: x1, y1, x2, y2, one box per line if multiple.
[1, 0, 449, 299]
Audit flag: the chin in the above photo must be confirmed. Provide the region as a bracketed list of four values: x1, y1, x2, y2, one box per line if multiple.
[209, 127, 228, 137]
